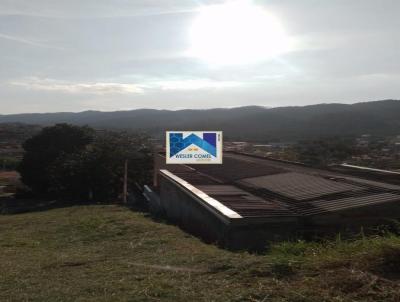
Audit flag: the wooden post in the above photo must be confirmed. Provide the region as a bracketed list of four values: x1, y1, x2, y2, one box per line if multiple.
[123, 159, 128, 203]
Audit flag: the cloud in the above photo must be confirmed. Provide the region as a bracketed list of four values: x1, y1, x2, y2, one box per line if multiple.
[155, 79, 242, 90]
[10, 77, 144, 94]
[0, 33, 64, 50]
[1, 0, 400, 114]
[0, 0, 197, 19]
[9, 77, 244, 94]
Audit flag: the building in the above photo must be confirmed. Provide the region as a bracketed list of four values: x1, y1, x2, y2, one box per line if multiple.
[146, 152, 400, 250]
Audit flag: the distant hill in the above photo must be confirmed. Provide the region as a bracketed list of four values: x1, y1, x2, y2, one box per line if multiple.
[1, 100, 399, 141]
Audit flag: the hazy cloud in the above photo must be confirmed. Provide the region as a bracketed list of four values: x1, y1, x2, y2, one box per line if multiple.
[156, 79, 242, 90]
[0, 32, 65, 50]
[0, 0, 399, 113]
[10, 78, 145, 95]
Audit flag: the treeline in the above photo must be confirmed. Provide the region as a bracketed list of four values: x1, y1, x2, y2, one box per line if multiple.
[293, 138, 358, 167]
[0, 123, 41, 142]
[1, 100, 399, 141]
[17, 124, 153, 202]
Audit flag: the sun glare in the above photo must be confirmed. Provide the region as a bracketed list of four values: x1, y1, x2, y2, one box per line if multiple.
[188, 0, 291, 66]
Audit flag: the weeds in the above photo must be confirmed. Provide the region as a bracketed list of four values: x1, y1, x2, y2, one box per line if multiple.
[0, 205, 399, 301]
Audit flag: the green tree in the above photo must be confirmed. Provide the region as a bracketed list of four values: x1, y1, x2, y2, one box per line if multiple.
[17, 124, 94, 196]
[294, 137, 357, 167]
[18, 124, 152, 202]
[50, 131, 153, 201]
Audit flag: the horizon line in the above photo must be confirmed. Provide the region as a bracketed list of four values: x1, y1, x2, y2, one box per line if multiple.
[1, 99, 399, 116]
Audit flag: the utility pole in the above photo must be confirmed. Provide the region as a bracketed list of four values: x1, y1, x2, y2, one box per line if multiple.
[123, 159, 128, 203]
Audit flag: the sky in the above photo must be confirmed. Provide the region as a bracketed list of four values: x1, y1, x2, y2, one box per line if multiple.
[0, 0, 399, 114]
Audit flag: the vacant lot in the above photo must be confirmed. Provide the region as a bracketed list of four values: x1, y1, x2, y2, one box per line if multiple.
[1, 205, 400, 302]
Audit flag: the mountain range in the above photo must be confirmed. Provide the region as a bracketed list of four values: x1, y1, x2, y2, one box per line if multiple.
[1, 99, 399, 141]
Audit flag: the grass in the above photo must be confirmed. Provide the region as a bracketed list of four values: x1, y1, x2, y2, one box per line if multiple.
[1, 205, 400, 301]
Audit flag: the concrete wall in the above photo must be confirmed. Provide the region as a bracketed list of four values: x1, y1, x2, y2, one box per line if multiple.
[221, 223, 300, 250]
[156, 163, 400, 249]
[158, 171, 299, 250]
[305, 200, 400, 236]
[159, 173, 229, 243]
[143, 185, 163, 216]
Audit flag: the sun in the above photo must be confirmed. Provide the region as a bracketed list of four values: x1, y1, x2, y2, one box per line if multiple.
[188, 0, 291, 66]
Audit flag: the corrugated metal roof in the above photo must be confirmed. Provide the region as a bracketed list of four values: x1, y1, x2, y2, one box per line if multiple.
[339, 176, 400, 190]
[196, 185, 296, 218]
[157, 152, 400, 219]
[239, 172, 363, 201]
[303, 193, 400, 215]
[192, 155, 287, 183]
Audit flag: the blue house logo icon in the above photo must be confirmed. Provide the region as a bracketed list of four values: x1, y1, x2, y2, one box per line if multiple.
[169, 132, 217, 157]
[166, 131, 222, 164]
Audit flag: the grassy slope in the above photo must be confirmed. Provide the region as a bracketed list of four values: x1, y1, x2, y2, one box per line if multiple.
[1, 205, 400, 302]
